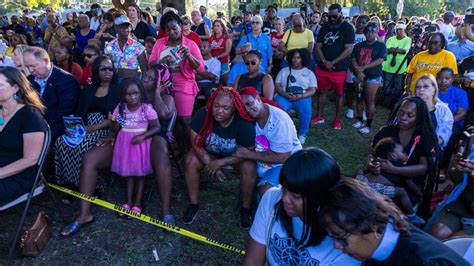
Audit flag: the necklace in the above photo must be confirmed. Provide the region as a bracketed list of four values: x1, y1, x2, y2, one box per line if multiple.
[0, 105, 3, 126]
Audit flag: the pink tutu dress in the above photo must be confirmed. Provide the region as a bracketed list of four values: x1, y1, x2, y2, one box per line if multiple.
[111, 103, 158, 177]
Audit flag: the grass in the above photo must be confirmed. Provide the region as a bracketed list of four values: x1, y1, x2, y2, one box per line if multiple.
[0, 95, 391, 264]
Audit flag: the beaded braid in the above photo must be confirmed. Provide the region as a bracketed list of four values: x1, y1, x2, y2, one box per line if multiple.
[195, 87, 254, 148]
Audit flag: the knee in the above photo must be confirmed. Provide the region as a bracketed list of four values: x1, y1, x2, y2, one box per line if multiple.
[429, 223, 453, 240]
[239, 160, 257, 180]
[152, 136, 169, 156]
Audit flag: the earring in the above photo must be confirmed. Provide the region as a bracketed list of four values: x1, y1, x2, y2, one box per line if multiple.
[13, 93, 19, 102]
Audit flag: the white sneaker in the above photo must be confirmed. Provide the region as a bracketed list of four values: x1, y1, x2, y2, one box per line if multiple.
[352, 121, 364, 129]
[345, 109, 354, 119]
[363, 111, 367, 121]
[359, 126, 371, 134]
[298, 135, 306, 145]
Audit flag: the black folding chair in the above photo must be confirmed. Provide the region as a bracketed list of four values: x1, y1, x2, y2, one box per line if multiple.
[2, 124, 66, 264]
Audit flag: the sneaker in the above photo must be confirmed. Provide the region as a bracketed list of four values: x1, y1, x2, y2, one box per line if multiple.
[311, 116, 325, 125]
[359, 126, 371, 134]
[298, 135, 306, 145]
[363, 111, 367, 121]
[407, 213, 425, 225]
[332, 119, 342, 130]
[163, 214, 176, 226]
[345, 109, 354, 119]
[240, 208, 253, 229]
[182, 204, 199, 224]
[352, 121, 364, 129]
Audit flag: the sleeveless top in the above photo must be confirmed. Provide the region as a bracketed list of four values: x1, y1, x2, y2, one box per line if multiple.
[191, 22, 206, 37]
[237, 73, 266, 96]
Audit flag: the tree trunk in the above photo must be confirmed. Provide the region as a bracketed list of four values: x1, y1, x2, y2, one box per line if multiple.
[112, 0, 136, 11]
[162, 0, 186, 14]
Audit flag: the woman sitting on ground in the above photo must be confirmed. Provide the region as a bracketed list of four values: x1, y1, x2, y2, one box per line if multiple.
[320, 178, 468, 265]
[0, 66, 47, 205]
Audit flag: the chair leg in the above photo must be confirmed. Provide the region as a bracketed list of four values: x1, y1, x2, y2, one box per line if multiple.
[41, 176, 68, 223]
[169, 143, 184, 179]
[146, 179, 156, 203]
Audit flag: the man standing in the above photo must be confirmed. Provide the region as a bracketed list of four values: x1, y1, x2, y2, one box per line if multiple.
[154, 2, 162, 25]
[3, 16, 27, 37]
[262, 4, 278, 35]
[311, 3, 355, 130]
[439, 11, 456, 42]
[24, 47, 80, 141]
[199, 5, 212, 30]
[380, 23, 412, 108]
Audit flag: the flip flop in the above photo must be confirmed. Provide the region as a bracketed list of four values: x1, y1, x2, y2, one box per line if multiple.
[118, 203, 131, 218]
[60, 218, 94, 237]
[131, 206, 142, 215]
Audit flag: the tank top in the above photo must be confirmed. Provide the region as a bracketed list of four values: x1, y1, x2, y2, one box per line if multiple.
[237, 73, 266, 96]
[191, 22, 206, 37]
[209, 33, 230, 63]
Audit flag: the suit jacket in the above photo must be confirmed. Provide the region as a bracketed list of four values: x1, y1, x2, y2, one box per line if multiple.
[28, 66, 80, 141]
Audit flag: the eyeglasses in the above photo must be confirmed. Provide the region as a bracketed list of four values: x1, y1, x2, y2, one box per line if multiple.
[245, 60, 257, 66]
[99, 67, 114, 72]
[328, 231, 352, 247]
[84, 53, 97, 58]
[251, 21, 261, 24]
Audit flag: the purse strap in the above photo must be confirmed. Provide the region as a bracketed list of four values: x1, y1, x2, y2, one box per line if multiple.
[285, 67, 292, 92]
[285, 30, 292, 48]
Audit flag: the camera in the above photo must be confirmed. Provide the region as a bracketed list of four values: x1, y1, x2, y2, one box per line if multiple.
[466, 7, 474, 24]
[424, 22, 437, 33]
[410, 24, 423, 37]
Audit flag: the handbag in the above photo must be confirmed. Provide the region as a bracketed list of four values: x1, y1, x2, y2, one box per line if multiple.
[285, 68, 305, 95]
[19, 211, 53, 257]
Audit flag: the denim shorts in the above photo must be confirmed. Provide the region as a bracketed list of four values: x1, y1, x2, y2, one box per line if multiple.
[366, 76, 383, 84]
[257, 165, 283, 188]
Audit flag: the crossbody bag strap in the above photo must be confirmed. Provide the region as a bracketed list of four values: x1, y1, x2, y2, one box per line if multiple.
[285, 67, 292, 92]
[285, 30, 292, 48]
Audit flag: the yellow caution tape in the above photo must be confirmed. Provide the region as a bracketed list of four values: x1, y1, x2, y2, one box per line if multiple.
[49, 183, 246, 255]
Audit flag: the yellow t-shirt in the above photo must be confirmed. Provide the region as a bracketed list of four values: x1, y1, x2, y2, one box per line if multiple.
[407, 49, 458, 93]
[282, 29, 315, 51]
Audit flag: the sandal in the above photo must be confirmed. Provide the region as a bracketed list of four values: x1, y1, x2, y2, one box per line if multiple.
[131, 206, 142, 215]
[60, 218, 94, 237]
[118, 204, 131, 217]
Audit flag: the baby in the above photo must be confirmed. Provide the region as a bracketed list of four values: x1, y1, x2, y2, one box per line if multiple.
[357, 137, 425, 225]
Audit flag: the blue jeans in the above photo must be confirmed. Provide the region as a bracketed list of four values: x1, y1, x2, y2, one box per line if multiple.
[257, 165, 283, 187]
[274, 95, 312, 136]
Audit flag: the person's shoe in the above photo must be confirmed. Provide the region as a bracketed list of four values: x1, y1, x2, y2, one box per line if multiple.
[363, 111, 367, 121]
[332, 119, 342, 130]
[352, 121, 364, 129]
[163, 214, 176, 226]
[182, 204, 199, 224]
[240, 208, 253, 229]
[345, 109, 354, 119]
[298, 135, 307, 145]
[359, 126, 371, 135]
[407, 213, 425, 225]
[311, 115, 325, 125]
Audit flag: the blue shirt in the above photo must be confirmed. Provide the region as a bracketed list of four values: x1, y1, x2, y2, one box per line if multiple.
[227, 61, 265, 86]
[447, 40, 474, 62]
[202, 16, 212, 30]
[236, 22, 252, 36]
[236, 32, 273, 70]
[438, 85, 469, 128]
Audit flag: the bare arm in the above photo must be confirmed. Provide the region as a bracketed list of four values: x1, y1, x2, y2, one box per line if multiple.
[0, 132, 44, 179]
[138, 52, 148, 74]
[136, 118, 161, 140]
[233, 75, 242, 90]
[307, 41, 314, 54]
[453, 107, 467, 123]
[405, 73, 413, 94]
[243, 238, 266, 266]
[217, 38, 232, 59]
[262, 74, 275, 99]
[379, 156, 428, 177]
[234, 147, 290, 164]
[201, 24, 211, 40]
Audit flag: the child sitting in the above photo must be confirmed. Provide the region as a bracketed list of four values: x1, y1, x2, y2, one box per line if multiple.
[356, 137, 425, 225]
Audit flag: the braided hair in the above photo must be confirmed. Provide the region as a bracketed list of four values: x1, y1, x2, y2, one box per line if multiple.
[117, 79, 148, 127]
[194, 87, 253, 148]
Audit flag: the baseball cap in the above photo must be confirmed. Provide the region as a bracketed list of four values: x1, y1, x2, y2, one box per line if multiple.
[114, 15, 132, 26]
[243, 10, 252, 15]
[395, 23, 406, 30]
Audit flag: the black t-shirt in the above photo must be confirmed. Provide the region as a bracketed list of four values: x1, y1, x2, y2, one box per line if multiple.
[262, 21, 276, 36]
[190, 108, 256, 157]
[132, 21, 151, 41]
[191, 22, 207, 37]
[372, 125, 430, 189]
[316, 21, 355, 72]
[0, 106, 47, 168]
[351, 40, 387, 79]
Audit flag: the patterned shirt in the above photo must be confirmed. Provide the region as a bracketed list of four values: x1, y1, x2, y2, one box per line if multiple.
[104, 37, 145, 70]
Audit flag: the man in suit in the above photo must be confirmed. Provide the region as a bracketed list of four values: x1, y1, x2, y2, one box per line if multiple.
[23, 46, 80, 141]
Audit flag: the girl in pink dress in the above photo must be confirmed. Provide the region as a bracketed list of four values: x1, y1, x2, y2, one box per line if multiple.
[110, 79, 161, 214]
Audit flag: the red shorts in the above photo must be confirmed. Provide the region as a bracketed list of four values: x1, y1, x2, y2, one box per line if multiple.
[315, 66, 346, 96]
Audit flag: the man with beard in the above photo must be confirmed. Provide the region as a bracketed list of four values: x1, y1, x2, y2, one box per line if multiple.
[262, 4, 278, 35]
[311, 3, 355, 130]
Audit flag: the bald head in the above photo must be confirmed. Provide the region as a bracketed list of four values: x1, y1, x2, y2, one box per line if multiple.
[23, 47, 52, 78]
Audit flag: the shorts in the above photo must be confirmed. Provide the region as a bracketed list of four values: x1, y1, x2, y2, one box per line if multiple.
[257, 165, 283, 188]
[221, 63, 230, 75]
[356, 175, 396, 198]
[345, 70, 354, 84]
[352, 76, 383, 85]
[315, 66, 346, 96]
[434, 199, 474, 234]
[174, 91, 196, 117]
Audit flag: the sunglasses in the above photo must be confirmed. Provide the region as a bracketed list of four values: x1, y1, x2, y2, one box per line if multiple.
[84, 53, 97, 58]
[328, 231, 352, 247]
[245, 60, 257, 66]
[99, 67, 114, 72]
[293, 24, 303, 29]
[328, 15, 339, 20]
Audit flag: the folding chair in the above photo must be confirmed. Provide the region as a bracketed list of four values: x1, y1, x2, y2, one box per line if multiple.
[146, 111, 184, 202]
[3, 124, 66, 264]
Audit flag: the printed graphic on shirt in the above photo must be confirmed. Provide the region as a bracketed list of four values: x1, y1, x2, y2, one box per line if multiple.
[256, 135, 272, 169]
[269, 234, 320, 266]
[323, 31, 341, 46]
[359, 47, 373, 66]
[206, 132, 238, 155]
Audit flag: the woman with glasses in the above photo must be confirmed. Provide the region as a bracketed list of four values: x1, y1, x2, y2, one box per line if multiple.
[54, 56, 120, 200]
[320, 178, 468, 265]
[180, 15, 202, 48]
[274, 48, 316, 144]
[81, 45, 99, 86]
[235, 15, 273, 74]
[233, 50, 274, 99]
[75, 14, 96, 53]
[278, 14, 315, 59]
[243, 148, 359, 265]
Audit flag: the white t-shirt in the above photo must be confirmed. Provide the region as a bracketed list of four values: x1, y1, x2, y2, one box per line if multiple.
[256, 105, 302, 176]
[439, 23, 455, 42]
[90, 17, 101, 32]
[355, 33, 366, 45]
[198, 57, 221, 84]
[250, 187, 361, 265]
[275, 67, 317, 94]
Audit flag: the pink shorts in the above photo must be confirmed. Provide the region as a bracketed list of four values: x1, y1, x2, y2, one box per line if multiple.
[315, 66, 346, 96]
[174, 91, 196, 117]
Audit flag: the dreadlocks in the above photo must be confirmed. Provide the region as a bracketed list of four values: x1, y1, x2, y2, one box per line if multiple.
[195, 87, 253, 148]
[390, 95, 439, 217]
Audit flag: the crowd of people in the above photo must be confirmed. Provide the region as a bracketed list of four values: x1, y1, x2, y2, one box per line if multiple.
[1, 2, 474, 264]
